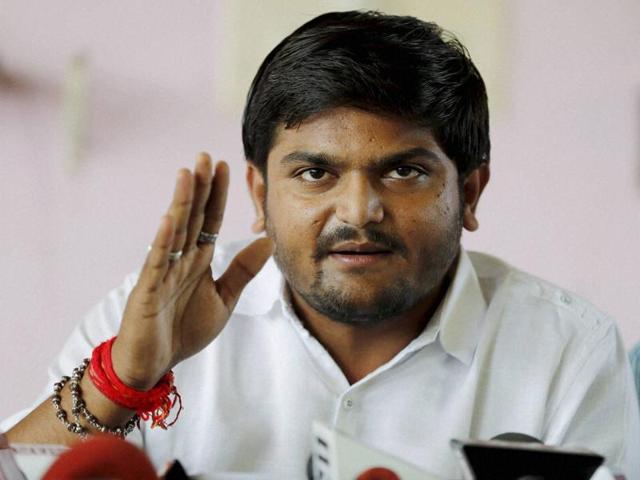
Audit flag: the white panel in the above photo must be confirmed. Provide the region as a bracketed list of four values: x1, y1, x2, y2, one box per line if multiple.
[212, 0, 508, 114]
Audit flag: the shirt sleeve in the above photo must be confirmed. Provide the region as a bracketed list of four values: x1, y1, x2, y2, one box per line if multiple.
[544, 321, 640, 478]
[0, 272, 141, 447]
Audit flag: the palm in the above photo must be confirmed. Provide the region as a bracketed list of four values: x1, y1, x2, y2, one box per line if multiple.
[174, 268, 228, 362]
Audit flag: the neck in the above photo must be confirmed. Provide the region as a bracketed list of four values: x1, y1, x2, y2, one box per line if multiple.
[288, 269, 454, 384]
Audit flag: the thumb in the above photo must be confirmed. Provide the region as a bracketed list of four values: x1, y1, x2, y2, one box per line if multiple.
[216, 237, 274, 311]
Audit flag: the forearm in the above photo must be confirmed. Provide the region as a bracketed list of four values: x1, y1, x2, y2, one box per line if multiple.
[5, 374, 136, 446]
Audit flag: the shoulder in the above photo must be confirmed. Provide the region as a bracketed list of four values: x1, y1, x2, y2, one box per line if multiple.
[468, 251, 615, 346]
[465, 252, 630, 435]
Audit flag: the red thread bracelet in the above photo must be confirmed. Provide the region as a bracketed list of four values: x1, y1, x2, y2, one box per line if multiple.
[88, 337, 182, 429]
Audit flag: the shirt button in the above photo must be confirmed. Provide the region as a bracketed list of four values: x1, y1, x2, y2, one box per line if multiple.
[343, 398, 354, 410]
[561, 293, 572, 305]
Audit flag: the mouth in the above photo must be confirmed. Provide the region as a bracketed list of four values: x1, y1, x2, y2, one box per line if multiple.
[328, 242, 393, 267]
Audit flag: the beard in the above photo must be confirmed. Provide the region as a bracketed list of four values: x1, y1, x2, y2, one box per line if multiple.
[266, 205, 463, 326]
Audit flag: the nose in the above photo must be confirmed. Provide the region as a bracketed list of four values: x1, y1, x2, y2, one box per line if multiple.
[334, 173, 384, 227]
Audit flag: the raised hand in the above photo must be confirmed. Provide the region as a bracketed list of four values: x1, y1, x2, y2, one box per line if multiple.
[112, 153, 273, 390]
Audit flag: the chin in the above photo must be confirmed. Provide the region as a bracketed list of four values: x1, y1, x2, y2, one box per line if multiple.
[300, 279, 420, 325]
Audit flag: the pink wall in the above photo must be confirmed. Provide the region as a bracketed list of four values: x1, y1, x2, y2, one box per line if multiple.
[1, 1, 639, 421]
[466, 0, 640, 346]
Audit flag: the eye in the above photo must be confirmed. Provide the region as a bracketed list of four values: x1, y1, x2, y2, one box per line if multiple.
[385, 166, 425, 180]
[299, 168, 328, 182]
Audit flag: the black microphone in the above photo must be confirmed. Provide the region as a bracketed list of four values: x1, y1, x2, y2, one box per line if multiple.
[458, 432, 605, 480]
[491, 432, 543, 444]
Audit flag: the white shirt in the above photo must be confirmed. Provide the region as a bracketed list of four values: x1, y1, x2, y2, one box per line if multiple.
[3, 243, 639, 479]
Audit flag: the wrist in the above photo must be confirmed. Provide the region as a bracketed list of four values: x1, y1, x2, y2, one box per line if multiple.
[110, 337, 165, 391]
[91, 337, 183, 429]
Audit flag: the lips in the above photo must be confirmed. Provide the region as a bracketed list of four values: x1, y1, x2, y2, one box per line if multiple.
[329, 242, 392, 255]
[328, 242, 393, 267]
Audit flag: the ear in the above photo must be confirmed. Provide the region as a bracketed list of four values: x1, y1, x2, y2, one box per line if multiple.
[462, 163, 490, 232]
[246, 163, 267, 233]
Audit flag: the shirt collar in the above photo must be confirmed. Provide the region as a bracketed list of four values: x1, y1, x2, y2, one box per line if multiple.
[233, 248, 487, 365]
[430, 248, 487, 365]
[386, 248, 486, 366]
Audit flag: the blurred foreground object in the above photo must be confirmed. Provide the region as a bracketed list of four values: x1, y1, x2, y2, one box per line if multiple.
[310, 422, 445, 480]
[62, 55, 89, 173]
[43, 434, 157, 480]
[629, 343, 640, 412]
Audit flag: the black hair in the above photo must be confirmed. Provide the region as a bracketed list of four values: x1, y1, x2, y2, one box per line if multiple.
[242, 10, 490, 178]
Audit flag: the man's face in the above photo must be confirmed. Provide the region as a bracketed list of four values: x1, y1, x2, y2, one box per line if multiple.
[253, 107, 465, 325]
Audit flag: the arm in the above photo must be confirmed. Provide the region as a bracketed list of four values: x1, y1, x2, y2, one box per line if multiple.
[6, 153, 273, 446]
[6, 377, 136, 445]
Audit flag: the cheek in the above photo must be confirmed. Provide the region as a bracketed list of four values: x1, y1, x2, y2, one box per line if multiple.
[438, 184, 462, 218]
[267, 188, 325, 248]
[391, 189, 460, 243]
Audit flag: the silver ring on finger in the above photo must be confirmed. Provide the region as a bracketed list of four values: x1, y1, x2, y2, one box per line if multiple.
[168, 250, 183, 262]
[197, 231, 218, 245]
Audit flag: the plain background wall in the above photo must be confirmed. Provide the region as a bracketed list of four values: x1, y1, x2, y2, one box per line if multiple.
[1, 0, 639, 421]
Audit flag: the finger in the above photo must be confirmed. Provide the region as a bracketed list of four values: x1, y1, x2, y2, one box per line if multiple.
[216, 237, 274, 310]
[138, 215, 175, 292]
[167, 169, 194, 254]
[200, 161, 229, 242]
[184, 152, 213, 251]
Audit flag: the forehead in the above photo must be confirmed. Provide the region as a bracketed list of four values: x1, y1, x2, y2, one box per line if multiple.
[267, 107, 449, 168]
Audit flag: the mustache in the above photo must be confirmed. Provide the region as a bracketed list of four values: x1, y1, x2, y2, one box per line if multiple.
[314, 226, 408, 260]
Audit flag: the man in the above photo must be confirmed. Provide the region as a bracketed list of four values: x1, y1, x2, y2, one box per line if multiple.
[4, 10, 639, 478]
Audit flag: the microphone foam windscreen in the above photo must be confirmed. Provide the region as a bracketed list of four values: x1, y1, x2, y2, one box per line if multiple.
[43, 434, 158, 480]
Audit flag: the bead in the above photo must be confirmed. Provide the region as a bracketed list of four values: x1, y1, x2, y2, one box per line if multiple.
[52, 356, 139, 439]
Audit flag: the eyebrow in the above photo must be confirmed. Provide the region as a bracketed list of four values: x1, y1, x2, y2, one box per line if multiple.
[280, 147, 442, 171]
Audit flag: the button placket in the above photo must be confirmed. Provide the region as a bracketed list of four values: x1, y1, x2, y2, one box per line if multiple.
[333, 391, 359, 436]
